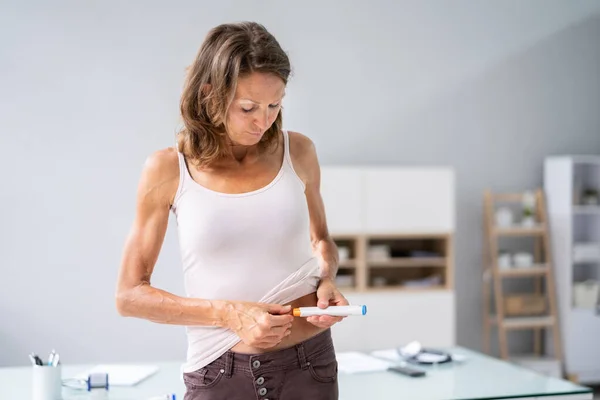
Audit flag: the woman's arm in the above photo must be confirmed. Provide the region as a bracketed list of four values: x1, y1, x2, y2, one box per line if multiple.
[115, 148, 293, 347]
[115, 148, 225, 325]
[288, 132, 349, 327]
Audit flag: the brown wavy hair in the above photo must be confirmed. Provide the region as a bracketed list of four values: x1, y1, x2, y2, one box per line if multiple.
[177, 22, 291, 167]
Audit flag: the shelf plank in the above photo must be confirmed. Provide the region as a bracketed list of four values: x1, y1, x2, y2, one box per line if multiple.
[493, 225, 546, 236]
[573, 205, 600, 215]
[338, 260, 357, 268]
[498, 265, 549, 277]
[362, 285, 448, 293]
[367, 257, 446, 268]
[339, 285, 449, 293]
[365, 232, 451, 239]
[331, 234, 362, 240]
[490, 315, 555, 329]
[573, 258, 600, 264]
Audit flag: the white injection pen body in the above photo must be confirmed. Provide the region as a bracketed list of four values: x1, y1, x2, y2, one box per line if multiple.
[292, 305, 367, 317]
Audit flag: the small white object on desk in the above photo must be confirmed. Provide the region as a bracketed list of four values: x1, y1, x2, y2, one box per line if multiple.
[32, 365, 62, 400]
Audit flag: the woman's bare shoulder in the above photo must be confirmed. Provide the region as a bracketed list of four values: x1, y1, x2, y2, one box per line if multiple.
[286, 131, 319, 185]
[287, 131, 315, 154]
[138, 147, 180, 205]
[144, 147, 179, 175]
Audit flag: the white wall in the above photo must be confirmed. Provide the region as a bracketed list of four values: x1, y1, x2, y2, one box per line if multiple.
[1, 0, 600, 366]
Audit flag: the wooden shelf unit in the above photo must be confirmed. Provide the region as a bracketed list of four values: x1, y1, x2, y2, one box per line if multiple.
[332, 233, 454, 292]
[482, 189, 564, 374]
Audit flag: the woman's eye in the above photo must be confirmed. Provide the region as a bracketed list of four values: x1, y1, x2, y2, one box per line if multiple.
[241, 104, 279, 113]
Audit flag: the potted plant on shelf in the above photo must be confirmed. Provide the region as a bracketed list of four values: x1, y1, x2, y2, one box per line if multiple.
[521, 191, 536, 227]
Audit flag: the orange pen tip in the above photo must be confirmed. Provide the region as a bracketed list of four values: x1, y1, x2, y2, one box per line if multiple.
[292, 308, 301, 317]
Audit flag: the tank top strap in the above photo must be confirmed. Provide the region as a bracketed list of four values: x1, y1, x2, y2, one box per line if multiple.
[281, 130, 306, 191]
[173, 150, 192, 208]
[282, 129, 290, 159]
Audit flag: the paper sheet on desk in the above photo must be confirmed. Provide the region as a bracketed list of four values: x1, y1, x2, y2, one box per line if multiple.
[335, 352, 392, 374]
[74, 364, 159, 386]
[370, 349, 403, 362]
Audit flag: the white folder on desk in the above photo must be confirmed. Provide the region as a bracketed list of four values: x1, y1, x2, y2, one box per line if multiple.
[335, 352, 392, 374]
[74, 364, 159, 386]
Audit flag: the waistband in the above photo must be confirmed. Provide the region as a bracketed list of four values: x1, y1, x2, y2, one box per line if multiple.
[208, 329, 334, 376]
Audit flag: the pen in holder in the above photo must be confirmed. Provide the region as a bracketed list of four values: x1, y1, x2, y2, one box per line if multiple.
[32, 364, 62, 400]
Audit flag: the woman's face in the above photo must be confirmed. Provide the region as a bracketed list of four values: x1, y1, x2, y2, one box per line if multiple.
[226, 72, 285, 146]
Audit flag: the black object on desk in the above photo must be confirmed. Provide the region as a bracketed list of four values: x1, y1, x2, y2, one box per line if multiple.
[388, 364, 426, 377]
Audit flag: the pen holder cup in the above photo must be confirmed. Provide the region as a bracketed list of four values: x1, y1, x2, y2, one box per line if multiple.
[32, 365, 62, 400]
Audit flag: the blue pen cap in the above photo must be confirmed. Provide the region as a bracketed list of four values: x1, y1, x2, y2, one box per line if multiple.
[362, 305, 367, 315]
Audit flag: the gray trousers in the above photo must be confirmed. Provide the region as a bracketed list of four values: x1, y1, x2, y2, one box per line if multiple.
[183, 329, 338, 400]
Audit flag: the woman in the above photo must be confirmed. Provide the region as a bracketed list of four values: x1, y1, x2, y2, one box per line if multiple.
[116, 21, 348, 400]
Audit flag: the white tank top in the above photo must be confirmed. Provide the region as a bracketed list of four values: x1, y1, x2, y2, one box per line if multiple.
[170, 130, 321, 373]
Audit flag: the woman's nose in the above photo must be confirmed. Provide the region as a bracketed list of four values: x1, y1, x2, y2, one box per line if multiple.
[253, 109, 269, 131]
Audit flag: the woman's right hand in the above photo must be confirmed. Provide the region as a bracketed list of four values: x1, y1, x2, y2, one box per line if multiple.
[224, 302, 294, 349]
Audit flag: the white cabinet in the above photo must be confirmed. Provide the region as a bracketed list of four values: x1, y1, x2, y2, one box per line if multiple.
[321, 165, 456, 351]
[544, 155, 600, 384]
[319, 166, 364, 234]
[321, 166, 455, 234]
[331, 290, 455, 352]
[364, 168, 454, 233]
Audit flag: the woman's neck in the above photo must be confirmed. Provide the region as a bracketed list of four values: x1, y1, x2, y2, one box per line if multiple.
[229, 144, 260, 164]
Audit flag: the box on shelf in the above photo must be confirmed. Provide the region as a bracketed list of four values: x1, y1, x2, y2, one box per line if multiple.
[367, 245, 391, 261]
[504, 294, 547, 316]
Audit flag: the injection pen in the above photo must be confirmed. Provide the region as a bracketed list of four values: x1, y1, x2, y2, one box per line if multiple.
[292, 305, 367, 317]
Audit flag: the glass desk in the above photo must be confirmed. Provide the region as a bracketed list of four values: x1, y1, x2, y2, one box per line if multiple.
[0, 346, 592, 399]
[338, 347, 593, 399]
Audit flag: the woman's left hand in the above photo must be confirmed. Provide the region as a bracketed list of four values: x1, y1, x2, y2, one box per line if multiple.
[307, 278, 349, 328]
